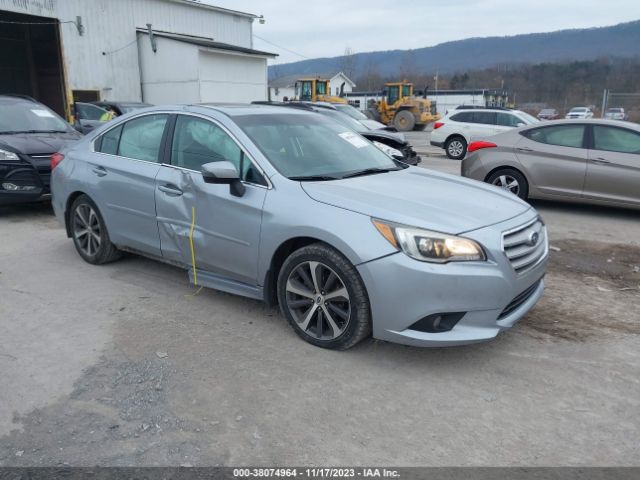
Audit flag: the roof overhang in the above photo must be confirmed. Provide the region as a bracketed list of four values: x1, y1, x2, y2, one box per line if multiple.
[136, 29, 277, 58]
[165, 0, 258, 19]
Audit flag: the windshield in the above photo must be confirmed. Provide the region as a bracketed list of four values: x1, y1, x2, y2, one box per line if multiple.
[235, 113, 399, 179]
[76, 103, 108, 121]
[317, 108, 368, 133]
[516, 111, 540, 124]
[0, 99, 70, 133]
[334, 104, 368, 121]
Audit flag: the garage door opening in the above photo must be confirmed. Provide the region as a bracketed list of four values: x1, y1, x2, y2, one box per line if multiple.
[0, 10, 67, 118]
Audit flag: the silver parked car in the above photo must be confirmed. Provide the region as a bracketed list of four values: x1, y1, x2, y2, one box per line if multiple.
[51, 105, 548, 349]
[462, 119, 640, 210]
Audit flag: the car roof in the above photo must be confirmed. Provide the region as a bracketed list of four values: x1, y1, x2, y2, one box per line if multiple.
[197, 103, 315, 116]
[520, 118, 639, 129]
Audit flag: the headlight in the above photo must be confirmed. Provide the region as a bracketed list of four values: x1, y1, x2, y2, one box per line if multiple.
[373, 141, 403, 159]
[372, 219, 486, 263]
[0, 149, 20, 161]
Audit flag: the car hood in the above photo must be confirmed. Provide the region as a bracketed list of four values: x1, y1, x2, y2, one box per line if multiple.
[361, 129, 407, 145]
[0, 131, 81, 155]
[301, 167, 531, 234]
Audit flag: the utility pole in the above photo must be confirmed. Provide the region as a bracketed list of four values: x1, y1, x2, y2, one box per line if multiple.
[601, 89, 608, 118]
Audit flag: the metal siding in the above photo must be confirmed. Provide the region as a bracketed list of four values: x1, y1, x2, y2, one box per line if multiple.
[1, 0, 254, 101]
[198, 50, 267, 103]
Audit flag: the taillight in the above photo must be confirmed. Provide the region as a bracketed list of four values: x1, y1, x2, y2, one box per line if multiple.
[433, 122, 444, 129]
[51, 152, 65, 170]
[467, 141, 497, 153]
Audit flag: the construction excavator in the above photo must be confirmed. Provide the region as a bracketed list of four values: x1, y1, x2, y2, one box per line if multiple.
[368, 81, 439, 131]
[294, 77, 347, 104]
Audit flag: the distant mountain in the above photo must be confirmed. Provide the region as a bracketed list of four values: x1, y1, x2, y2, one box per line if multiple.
[268, 20, 640, 81]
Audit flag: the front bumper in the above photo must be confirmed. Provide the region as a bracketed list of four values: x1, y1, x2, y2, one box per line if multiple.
[357, 211, 548, 346]
[0, 159, 51, 205]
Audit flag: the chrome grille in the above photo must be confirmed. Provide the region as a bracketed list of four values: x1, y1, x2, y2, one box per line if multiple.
[502, 218, 547, 275]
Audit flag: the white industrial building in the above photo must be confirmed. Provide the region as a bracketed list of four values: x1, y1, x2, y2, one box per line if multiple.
[0, 0, 275, 118]
[345, 89, 510, 116]
[268, 72, 355, 102]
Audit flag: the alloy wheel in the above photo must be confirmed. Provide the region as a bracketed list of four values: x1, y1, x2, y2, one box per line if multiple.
[492, 174, 520, 195]
[73, 204, 102, 257]
[285, 261, 351, 340]
[448, 140, 464, 158]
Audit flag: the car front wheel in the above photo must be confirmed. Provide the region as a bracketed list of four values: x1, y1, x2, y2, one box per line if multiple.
[277, 243, 371, 350]
[70, 194, 121, 264]
[486, 168, 529, 200]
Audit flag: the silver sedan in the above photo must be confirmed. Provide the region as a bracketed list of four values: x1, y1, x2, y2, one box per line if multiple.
[462, 119, 640, 210]
[51, 104, 547, 349]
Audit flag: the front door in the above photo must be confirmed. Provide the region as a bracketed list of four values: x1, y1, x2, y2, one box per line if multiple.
[155, 114, 268, 285]
[584, 124, 640, 206]
[89, 113, 170, 255]
[515, 124, 588, 197]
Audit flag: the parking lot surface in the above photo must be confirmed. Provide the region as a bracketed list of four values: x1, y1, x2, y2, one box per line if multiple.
[0, 131, 639, 466]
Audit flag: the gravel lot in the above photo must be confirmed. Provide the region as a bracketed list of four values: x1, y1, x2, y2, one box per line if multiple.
[0, 131, 639, 466]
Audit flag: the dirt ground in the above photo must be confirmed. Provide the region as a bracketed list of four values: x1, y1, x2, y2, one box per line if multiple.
[0, 136, 639, 466]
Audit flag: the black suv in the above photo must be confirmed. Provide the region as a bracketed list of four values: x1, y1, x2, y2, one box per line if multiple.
[0, 95, 81, 205]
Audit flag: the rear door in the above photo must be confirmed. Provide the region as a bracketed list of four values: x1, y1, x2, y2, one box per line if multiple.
[584, 124, 640, 206]
[515, 124, 588, 197]
[155, 114, 268, 284]
[90, 113, 170, 255]
[469, 111, 498, 141]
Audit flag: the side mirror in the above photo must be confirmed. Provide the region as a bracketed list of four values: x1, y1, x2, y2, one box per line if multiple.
[516, 122, 525, 127]
[201, 161, 245, 197]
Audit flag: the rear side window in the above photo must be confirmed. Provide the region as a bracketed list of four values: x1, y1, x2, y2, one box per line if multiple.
[593, 126, 640, 154]
[472, 111, 497, 125]
[450, 112, 472, 123]
[118, 114, 169, 162]
[496, 113, 522, 127]
[523, 125, 585, 148]
[98, 125, 123, 155]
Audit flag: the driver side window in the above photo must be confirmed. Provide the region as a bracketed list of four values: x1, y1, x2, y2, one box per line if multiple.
[171, 115, 266, 186]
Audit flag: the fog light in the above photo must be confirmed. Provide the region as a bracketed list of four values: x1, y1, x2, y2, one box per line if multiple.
[2, 183, 36, 191]
[409, 312, 466, 333]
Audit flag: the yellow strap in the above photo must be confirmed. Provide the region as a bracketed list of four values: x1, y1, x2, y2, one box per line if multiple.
[189, 206, 197, 286]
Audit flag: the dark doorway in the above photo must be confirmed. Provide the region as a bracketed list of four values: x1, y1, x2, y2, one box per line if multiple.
[0, 10, 67, 118]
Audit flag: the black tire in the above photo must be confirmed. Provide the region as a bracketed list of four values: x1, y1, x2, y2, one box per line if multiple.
[445, 136, 467, 160]
[69, 194, 121, 264]
[277, 243, 371, 350]
[486, 168, 529, 200]
[394, 110, 415, 132]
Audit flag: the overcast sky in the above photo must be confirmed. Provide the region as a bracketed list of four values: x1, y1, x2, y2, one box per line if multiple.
[209, 0, 640, 65]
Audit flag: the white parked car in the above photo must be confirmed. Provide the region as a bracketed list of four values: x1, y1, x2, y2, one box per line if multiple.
[430, 108, 539, 159]
[565, 107, 594, 119]
[604, 108, 627, 121]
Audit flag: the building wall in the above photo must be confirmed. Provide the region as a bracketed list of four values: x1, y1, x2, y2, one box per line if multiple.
[329, 74, 353, 97]
[137, 35, 201, 104]
[198, 50, 267, 103]
[269, 86, 295, 102]
[0, 0, 254, 101]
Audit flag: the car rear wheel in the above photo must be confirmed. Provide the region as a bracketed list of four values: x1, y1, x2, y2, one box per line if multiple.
[445, 136, 467, 159]
[70, 194, 121, 264]
[277, 243, 371, 350]
[487, 168, 529, 200]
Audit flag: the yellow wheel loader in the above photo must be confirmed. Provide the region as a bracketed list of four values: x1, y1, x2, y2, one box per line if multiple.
[294, 78, 348, 104]
[369, 82, 439, 132]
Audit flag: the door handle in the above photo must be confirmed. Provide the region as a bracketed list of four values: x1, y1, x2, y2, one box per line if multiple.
[591, 157, 611, 165]
[517, 147, 534, 152]
[158, 184, 183, 196]
[91, 166, 107, 177]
